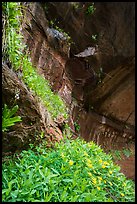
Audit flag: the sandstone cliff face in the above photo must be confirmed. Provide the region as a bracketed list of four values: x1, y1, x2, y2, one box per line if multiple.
[4, 2, 134, 179]
[45, 2, 135, 129]
[20, 1, 135, 144]
[46, 2, 135, 70]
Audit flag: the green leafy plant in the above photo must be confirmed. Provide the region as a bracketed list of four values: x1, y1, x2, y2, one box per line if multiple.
[2, 2, 26, 69]
[22, 56, 68, 119]
[71, 2, 79, 10]
[86, 3, 96, 15]
[2, 104, 22, 132]
[96, 67, 113, 85]
[96, 67, 104, 84]
[49, 19, 73, 45]
[109, 150, 122, 161]
[91, 34, 97, 41]
[74, 122, 80, 132]
[114, 150, 122, 160]
[44, 3, 49, 13]
[2, 138, 135, 202]
[110, 148, 134, 161]
[122, 148, 132, 158]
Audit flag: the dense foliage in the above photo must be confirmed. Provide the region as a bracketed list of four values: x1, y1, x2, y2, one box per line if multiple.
[2, 2, 68, 120]
[2, 104, 22, 132]
[2, 138, 135, 202]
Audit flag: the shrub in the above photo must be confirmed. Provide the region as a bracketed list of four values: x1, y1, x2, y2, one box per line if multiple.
[2, 104, 22, 132]
[86, 3, 96, 15]
[21, 55, 68, 119]
[2, 138, 135, 202]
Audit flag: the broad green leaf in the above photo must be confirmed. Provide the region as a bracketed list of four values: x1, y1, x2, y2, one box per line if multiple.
[62, 178, 73, 183]
[2, 189, 9, 195]
[39, 169, 45, 179]
[44, 192, 53, 202]
[11, 190, 19, 198]
[30, 189, 36, 195]
[51, 168, 60, 175]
